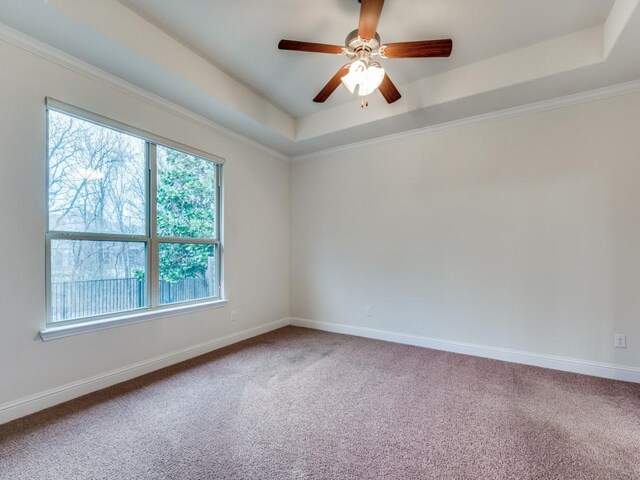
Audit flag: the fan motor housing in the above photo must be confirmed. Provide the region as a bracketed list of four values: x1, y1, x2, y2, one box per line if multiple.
[345, 29, 381, 55]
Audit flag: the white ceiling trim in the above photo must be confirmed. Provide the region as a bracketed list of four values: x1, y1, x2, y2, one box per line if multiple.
[291, 78, 640, 162]
[0, 21, 290, 162]
[4, 17, 640, 165]
[2, 0, 639, 161]
[48, 0, 296, 141]
[2, 0, 637, 157]
[21, 0, 633, 145]
[605, 0, 640, 56]
[296, 24, 607, 140]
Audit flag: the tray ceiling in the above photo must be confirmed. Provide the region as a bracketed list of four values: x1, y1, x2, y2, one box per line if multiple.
[0, 0, 638, 157]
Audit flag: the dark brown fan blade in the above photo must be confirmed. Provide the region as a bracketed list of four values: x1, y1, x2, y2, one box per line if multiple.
[358, 0, 385, 40]
[382, 39, 453, 58]
[378, 74, 401, 104]
[313, 66, 350, 103]
[278, 39, 344, 54]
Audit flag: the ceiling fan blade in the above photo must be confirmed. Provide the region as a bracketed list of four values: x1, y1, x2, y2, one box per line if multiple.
[278, 39, 344, 54]
[313, 66, 350, 103]
[382, 39, 453, 58]
[358, 0, 385, 40]
[378, 74, 401, 104]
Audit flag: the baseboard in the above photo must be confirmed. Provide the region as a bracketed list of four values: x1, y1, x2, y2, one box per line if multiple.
[289, 318, 640, 384]
[0, 318, 289, 425]
[4, 317, 637, 425]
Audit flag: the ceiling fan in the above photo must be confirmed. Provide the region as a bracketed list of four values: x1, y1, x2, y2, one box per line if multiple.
[278, 0, 453, 107]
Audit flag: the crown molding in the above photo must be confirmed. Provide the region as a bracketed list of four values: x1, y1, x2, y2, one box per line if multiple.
[291, 78, 640, 162]
[3, 19, 639, 164]
[0, 22, 291, 162]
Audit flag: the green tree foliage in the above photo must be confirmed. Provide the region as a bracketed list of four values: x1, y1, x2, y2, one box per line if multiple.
[156, 147, 217, 283]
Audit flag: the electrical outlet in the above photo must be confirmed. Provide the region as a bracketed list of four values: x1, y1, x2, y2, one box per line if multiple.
[365, 306, 372, 317]
[231, 310, 237, 322]
[614, 334, 626, 348]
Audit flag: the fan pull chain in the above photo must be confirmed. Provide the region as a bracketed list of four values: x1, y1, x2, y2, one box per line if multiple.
[361, 97, 369, 108]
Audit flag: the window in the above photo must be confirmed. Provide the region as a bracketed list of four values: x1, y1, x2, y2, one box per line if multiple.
[46, 100, 223, 328]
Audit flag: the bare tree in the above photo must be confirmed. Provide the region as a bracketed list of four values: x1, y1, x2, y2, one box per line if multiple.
[48, 111, 146, 281]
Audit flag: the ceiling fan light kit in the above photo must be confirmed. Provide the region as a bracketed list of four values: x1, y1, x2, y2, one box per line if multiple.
[342, 59, 385, 95]
[278, 0, 453, 107]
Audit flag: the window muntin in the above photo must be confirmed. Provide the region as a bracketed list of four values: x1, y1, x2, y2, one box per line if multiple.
[46, 105, 222, 327]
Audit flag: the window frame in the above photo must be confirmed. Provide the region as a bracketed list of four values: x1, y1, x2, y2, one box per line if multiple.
[44, 98, 224, 333]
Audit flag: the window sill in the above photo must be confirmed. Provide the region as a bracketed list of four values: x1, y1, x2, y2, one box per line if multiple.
[39, 299, 228, 342]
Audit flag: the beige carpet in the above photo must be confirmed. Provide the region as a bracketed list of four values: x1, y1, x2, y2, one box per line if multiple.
[1, 326, 639, 479]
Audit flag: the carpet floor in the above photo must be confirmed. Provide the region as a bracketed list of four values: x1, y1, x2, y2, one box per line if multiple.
[1, 326, 639, 480]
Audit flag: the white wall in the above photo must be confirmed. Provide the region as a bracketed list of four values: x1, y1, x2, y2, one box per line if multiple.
[0, 39, 290, 415]
[2, 28, 640, 425]
[291, 92, 640, 369]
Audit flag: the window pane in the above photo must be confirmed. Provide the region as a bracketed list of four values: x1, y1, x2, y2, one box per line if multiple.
[159, 243, 217, 305]
[157, 146, 216, 239]
[48, 110, 146, 235]
[50, 239, 147, 322]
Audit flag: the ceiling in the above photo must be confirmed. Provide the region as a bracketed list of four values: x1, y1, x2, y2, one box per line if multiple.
[122, 0, 615, 117]
[0, 0, 639, 158]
